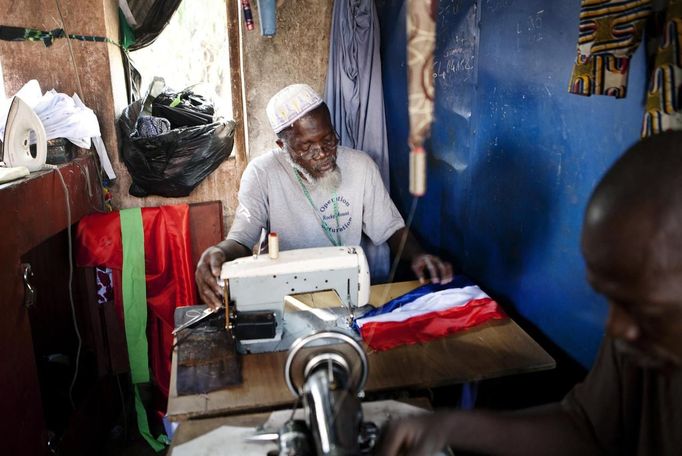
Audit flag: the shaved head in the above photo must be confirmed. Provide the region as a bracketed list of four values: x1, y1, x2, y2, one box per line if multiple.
[583, 132, 682, 276]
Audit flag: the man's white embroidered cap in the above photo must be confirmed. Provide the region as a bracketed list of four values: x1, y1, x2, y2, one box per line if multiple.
[266, 84, 324, 133]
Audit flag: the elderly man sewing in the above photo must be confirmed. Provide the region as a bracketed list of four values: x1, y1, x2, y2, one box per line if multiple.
[197, 84, 453, 309]
[380, 132, 682, 455]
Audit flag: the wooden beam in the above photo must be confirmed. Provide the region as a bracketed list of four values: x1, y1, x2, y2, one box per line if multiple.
[226, 0, 248, 174]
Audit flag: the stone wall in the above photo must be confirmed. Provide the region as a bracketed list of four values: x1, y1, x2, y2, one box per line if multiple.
[242, 0, 333, 158]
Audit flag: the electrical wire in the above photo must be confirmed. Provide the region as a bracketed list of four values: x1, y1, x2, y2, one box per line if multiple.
[379, 196, 420, 306]
[54, 0, 109, 214]
[51, 0, 87, 412]
[53, 0, 85, 99]
[47, 164, 82, 410]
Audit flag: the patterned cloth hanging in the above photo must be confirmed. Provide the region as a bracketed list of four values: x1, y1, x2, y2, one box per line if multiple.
[407, 0, 438, 149]
[407, 0, 438, 196]
[568, 0, 682, 137]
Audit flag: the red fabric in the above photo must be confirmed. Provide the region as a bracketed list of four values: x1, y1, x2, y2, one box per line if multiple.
[360, 299, 507, 351]
[76, 205, 195, 402]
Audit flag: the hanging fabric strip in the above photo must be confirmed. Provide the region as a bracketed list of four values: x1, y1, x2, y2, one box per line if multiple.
[567, 0, 682, 137]
[120, 207, 150, 384]
[0, 24, 122, 48]
[406, 0, 438, 196]
[642, 0, 682, 136]
[567, 0, 652, 99]
[134, 386, 170, 452]
[406, 0, 438, 149]
[324, 0, 390, 186]
[120, 207, 168, 451]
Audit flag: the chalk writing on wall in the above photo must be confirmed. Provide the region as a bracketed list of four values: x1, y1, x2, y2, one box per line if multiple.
[485, 0, 513, 14]
[432, 0, 479, 120]
[433, 0, 478, 87]
[517, 9, 544, 49]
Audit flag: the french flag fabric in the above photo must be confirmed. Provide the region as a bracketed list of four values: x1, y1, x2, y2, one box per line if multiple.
[354, 276, 507, 351]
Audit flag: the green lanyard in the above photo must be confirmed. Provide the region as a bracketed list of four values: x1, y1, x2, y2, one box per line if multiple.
[293, 169, 342, 246]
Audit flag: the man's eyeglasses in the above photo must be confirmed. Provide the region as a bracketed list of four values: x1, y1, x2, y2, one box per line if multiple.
[290, 132, 339, 160]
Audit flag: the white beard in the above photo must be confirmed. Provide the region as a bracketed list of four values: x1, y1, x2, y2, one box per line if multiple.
[286, 153, 342, 192]
[315, 167, 342, 192]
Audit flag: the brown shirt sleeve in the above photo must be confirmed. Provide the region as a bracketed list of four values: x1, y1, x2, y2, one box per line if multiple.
[561, 339, 628, 455]
[560, 338, 682, 455]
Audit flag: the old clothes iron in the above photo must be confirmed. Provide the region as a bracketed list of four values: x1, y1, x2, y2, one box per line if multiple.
[220, 246, 371, 353]
[1, 96, 47, 182]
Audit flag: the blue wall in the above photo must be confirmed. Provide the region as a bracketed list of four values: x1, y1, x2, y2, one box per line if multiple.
[376, 0, 647, 367]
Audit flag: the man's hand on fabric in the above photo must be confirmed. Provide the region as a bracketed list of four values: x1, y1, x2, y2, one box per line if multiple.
[195, 246, 226, 310]
[411, 254, 453, 284]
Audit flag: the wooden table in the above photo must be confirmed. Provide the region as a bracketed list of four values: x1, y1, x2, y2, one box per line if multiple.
[167, 281, 555, 421]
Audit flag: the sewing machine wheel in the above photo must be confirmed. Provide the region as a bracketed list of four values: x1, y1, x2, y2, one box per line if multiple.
[285, 329, 368, 397]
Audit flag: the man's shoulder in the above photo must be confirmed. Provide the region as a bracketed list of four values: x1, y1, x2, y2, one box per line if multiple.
[242, 149, 290, 178]
[246, 149, 281, 169]
[239, 149, 289, 189]
[338, 146, 378, 169]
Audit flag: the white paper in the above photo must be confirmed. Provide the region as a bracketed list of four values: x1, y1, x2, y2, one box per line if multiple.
[173, 401, 444, 456]
[1, 81, 100, 145]
[172, 425, 276, 456]
[263, 399, 429, 431]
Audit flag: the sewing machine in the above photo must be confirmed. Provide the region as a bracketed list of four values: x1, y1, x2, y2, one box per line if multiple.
[220, 246, 371, 354]
[247, 329, 376, 455]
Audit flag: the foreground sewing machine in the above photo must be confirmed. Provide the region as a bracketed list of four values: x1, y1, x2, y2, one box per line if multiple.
[220, 246, 371, 353]
[247, 329, 378, 455]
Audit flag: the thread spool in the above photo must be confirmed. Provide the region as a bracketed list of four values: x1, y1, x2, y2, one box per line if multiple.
[409, 146, 427, 197]
[268, 232, 279, 259]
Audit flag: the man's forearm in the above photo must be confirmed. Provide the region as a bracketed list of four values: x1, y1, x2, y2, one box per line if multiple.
[441, 405, 600, 456]
[387, 227, 425, 262]
[214, 239, 250, 262]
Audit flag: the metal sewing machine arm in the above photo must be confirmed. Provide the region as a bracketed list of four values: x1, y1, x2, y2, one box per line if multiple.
[249, 329, 378, 455]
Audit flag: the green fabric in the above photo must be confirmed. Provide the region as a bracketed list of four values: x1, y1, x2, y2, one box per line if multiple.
[134, 386, 170, 452]
[120, 208, 168, 451]
[118, 8, 136, 50]
[120, 207, 149, 384]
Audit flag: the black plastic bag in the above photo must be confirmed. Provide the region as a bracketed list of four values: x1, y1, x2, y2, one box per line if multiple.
[119, 99, 235, 197]
[152, 90, 215, 129]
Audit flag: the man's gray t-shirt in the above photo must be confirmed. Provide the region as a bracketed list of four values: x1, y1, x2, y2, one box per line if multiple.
[227, 146, 405, 261]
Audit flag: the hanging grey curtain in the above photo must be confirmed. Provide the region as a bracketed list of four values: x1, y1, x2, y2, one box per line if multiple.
[324, 0, 392, 282]
[324, 0, 389, 183]
[119, 0, 182, 51]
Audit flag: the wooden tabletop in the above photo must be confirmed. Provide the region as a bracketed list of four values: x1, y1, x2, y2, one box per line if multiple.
[167, 281, 555, 421]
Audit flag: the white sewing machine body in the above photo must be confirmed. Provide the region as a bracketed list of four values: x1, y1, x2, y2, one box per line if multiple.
[220, 246, 370, 352]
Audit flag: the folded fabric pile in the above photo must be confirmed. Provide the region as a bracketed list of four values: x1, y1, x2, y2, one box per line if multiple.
[354, 276, 507, 351]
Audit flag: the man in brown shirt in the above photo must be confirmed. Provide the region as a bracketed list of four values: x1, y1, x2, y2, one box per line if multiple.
[380, 132, 682, 455]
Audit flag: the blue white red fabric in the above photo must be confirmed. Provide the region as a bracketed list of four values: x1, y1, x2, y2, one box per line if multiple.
[354, 276, 506, 351]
